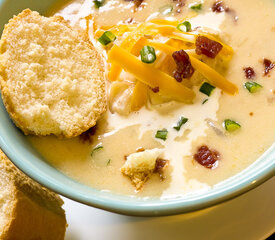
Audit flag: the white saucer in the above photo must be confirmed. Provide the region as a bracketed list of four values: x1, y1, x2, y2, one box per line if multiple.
[63, 177, 275, 240]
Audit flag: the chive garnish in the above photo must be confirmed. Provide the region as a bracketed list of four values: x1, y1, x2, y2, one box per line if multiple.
[202, 99, 208, 104]
[159, 5, 173, 15]
[177, 21, 192, 32]
[190, 3, 202, 10]
[223, 119, 241, 132]
[199, 82, 216, 96]
[155, 129, 168, 141]
[173, 117, 188, 131]
[244, 82, 262, 93]
[91, 145, 103, 156]
[140, 46, 156, 64]
[98, 31, 116, 46]
[93, 0, 105, 8]
[106, 159, 111, 166]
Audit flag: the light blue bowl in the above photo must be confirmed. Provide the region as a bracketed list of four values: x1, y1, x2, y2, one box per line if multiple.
[0, 0, 274, 217]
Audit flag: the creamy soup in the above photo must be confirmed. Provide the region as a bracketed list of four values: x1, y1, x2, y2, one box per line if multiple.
[29, 0, 275, 198]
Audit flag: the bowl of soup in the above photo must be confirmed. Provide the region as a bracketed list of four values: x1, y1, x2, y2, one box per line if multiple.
[0, 0, 274, 216]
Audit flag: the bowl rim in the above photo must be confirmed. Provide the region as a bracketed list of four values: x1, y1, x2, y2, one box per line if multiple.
[0, 0, 274, 217]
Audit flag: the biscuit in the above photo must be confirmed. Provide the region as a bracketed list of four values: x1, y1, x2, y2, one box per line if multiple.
[0, 9, 106, 137]
[0, 149, 67, 239]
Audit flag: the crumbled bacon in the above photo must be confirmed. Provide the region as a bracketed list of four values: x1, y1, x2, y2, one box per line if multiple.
[194, 145, 220, 169]
[125, 17, 134, 24]
[154, 158, 169, 180]
[263, 58, 274, 76]
[172, 50, 194, 82]
[124, 0, 144, 7]
[195, 36, 223, 59]
[151, 86, 160, 93]
[173, 0, 186, 7]
[173, 0, 186, 13]
[79, 126, 97, 143]
[212, 1, 229, 13]
[243, 67, 256, 79]
[212, 1, 238, 22]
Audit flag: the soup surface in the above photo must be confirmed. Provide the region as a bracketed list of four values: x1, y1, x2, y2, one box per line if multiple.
[29, 0, 275, 198]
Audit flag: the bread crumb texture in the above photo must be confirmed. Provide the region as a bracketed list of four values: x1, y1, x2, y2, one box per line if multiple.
[0, 149, 67, 240]
[0, 9, 106, 137]
[121, 148, 163, 190]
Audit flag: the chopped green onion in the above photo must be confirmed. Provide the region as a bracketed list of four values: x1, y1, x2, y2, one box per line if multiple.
[159, 5, 173, 15]
[223, 119, 241, 132]
[177, 21, 192, 32]
[199, 82, 216, 96]
[155, 129, 168, 141]
[173, 117, 188, 131]
[202, 99, 208, 104]
[244, 82, 262, 93]
[98, 31, 116, 46]
[189, 3, 202, 10]
[106, 159, 111, 166]
[93, 0, 105, 8]
[140, 46, 156, 64]
[91, 145, 103, 156]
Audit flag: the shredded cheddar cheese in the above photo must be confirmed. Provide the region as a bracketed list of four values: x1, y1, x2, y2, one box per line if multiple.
[89, 15, 238, 114]
[108, 45, 195, 103]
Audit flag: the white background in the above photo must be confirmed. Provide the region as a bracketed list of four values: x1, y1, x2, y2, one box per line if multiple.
[63, 177, 275, 240]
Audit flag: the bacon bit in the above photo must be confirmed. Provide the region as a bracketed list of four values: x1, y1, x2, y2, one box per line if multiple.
[154, 158, 169, 180]
[212, 1, 229, 13]
[249, 112, 254, 116]
[212, 1, 238, 22]
[173, 0, 186, 13]
[263, 58, 275, 76]
[173, 0, 185, 7]
[194, 145, 220, 169]
[243, 67, 256, 79]
[79, 126, 97, 143]
[195, 36, 223, 59]
[125, 17, 134, 24]
[124, 0, 144, 8]
[172, 50, 194, 82]
[151, 86, 160, 93]
[136, 147, 145, 152]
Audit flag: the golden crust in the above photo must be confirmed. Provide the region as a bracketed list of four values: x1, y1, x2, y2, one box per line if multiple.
[0, 150, 67, 239]
[0, 9, 106, 138]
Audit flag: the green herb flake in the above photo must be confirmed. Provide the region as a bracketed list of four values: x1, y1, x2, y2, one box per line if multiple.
[202, 99, 209, 104]
[244, 81, 262, 93]
[98, 31, 116, 46]
[93, 0, 105, 8]
[159, 5, 173, 15]
[189, 3, 202, 11]
[173, 117, 188, 131]
[199, 82, 216, 96]
[155, 129, 168, 141]
[140, 46, 157, 64]
[106, 159, 111, 166]
[223, 119, 241, 132]
[91, 145, 103, 156]
[176, 21, 192, 32]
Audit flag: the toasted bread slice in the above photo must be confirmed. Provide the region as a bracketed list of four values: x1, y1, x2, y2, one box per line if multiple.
[0, 149, 67, 239]
[0, 9, 106, 138]
[121, 148, 163, 190]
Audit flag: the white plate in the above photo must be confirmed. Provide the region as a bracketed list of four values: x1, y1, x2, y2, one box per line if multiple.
[63, 177, 275, 240]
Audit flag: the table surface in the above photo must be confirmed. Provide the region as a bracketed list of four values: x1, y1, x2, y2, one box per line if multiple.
[63, 177, 275, 240]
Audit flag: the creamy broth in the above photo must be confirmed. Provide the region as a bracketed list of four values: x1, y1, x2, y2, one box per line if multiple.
[29, 0, 275, 198]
